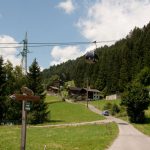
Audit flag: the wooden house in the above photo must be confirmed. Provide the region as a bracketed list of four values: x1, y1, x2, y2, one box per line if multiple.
[84, 88, 101, 100]
[48, 86, 59, 94]
[68, 87, 101, 100]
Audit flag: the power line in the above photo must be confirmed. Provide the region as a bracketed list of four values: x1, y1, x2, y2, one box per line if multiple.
[0, 40, 116, 49]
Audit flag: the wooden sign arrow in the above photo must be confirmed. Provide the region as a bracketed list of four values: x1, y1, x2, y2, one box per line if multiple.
[10, 94, 40, 102]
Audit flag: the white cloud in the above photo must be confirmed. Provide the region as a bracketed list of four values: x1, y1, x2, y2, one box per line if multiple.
[57, 0, 75, 14]
[50, 46, 83, 65]
[40, 65, 44, 71]
[0, 35, 20, 66]
[77, 0, 150, 46]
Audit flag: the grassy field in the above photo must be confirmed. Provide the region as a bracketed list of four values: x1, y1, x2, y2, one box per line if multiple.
[0, 123, 118, 150]
[44, 95, 105, 124]
[48, 101, 105, 124]
[46, 95, 62, 103]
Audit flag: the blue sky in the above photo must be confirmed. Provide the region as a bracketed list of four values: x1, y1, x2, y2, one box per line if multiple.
[1, 0, 150, 70]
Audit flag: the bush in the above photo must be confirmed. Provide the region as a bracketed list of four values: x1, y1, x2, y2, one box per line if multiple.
[103, 102, 120, 116]
[103, 102, 112, 110]
[111, 104, 120, 115]
[122, 83, 150, 123]
[116, 106, 127, 117]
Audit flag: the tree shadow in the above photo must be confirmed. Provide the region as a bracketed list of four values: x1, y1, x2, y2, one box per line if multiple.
[47, 101, 63, 105]
[47, 120, 64, 123]
[145, 117, 150, 124]
[133, 117, 150, 124]
[49, 120, 64, 123]
[118, 122, 129, 125]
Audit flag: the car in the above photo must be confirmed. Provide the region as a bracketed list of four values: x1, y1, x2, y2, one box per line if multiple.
[102, 110, 109, 116]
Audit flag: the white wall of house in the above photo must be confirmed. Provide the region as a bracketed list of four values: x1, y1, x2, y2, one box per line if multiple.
[93, 92, 100, 100]
[106, 94, 120, 100]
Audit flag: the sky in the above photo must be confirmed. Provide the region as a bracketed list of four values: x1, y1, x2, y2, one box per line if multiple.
[0, 0, 150, 70]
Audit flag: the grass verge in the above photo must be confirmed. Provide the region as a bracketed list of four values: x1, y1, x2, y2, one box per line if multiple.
[46, 95, 61, 103]
[133, 109, 150, 136]
[0, 123, 118, 150]
[90, 99, 121, 111]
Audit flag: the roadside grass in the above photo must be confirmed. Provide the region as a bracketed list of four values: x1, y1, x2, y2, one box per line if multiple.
[48, 101, 105, 124]
[90, 99, 129, 120]
[0, 123, 118, 150]
[133, 109, 150, 136]
[45, 95, 61, 103]
[90, 99, 121, 111]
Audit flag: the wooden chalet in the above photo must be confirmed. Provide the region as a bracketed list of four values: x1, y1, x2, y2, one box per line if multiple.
[48, 86, 59, 94]
[68, 87, 86, 98]
[68, 87, 101, 100]
[85, 88, 101, 100]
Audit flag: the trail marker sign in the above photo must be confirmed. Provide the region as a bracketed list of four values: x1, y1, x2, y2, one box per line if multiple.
[25, 102, 31, 111]
[10, 94, 40, 102]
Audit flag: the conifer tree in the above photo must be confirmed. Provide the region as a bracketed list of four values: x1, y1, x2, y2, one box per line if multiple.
[27, 59, 49, 124]
[0, 56, 7, 123]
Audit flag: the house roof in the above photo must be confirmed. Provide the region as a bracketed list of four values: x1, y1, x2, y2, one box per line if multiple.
[68, 87, 82, 91]
[49, 86, 59, 90]
[84, 88, 100, 93]
[68, 87, 100, 93]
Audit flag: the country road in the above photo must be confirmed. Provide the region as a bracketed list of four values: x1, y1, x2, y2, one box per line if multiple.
[107, 117, 150, 150]
[88, 104, 150, 150]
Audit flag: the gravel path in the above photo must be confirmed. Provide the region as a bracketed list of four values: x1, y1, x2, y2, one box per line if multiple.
[30, 119, 111, 128]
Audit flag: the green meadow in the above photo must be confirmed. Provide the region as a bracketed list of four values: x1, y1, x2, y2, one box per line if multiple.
[0, 95, 119, 150]
[0, 123, 118, 150]
[45, 95, 105, 124]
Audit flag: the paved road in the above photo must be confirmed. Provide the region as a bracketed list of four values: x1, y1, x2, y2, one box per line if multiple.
[87, 104, 150, 150]
[107, 117, 150, 150]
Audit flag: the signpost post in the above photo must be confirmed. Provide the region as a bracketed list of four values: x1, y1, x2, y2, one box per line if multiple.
[10, 33, 40, 150]
[10, 92, 40, 150]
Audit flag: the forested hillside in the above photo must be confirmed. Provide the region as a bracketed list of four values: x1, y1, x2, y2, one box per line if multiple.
[42, 22, 150, 95]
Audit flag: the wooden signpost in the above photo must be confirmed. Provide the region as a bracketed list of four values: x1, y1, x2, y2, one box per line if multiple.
[11, 94, 40, 102]
[10, 87, 40, 150]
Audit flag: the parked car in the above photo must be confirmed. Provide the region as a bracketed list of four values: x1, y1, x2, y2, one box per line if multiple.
[102, 110, 109, 116]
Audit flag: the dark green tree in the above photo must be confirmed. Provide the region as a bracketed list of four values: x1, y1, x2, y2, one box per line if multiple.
[4, 62, 22, 124]
[13, 65, 26, 92]
[0, 56, 7, 123]
[122, 83, 150, 123]
[134, 67, 150, 86]
[27, 59, 49, 124]
[4, 61, 15, 94]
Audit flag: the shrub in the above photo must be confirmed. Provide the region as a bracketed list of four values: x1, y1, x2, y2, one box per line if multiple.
[122, 83, 150, 123]
[111, 104, 120, 115]
[103, 102, 112, 110]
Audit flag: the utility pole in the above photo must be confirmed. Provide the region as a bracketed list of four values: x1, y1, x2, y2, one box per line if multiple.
[21, 33, 28, 150]
[86, 78, 89, 108]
